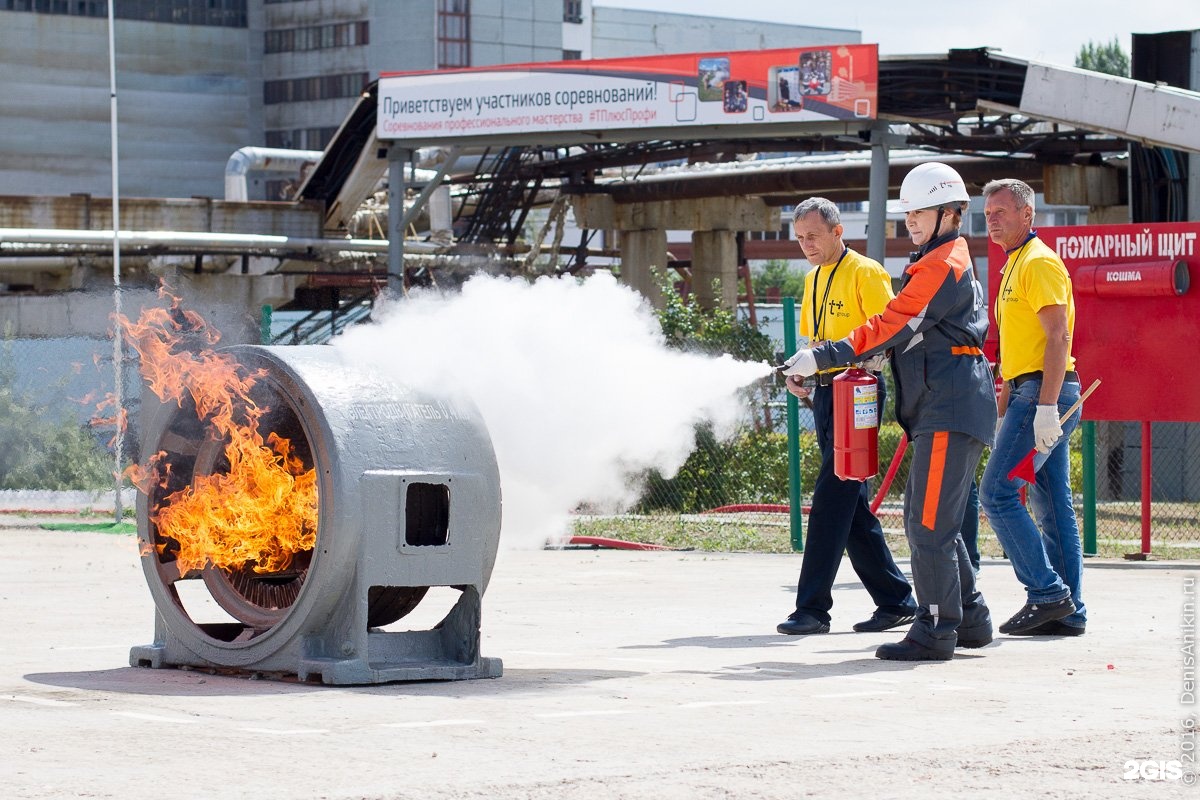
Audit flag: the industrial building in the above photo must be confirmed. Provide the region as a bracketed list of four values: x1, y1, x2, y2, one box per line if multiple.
[0, 0, 856, 199]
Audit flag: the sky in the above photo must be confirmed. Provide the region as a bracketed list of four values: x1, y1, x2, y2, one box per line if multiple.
[594, 0, 1199, 68]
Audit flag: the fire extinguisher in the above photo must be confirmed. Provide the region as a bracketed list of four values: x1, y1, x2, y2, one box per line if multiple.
[833, 367, 879, 481]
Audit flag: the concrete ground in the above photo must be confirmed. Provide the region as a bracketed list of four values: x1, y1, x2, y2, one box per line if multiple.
[1, 518, 1196, 799]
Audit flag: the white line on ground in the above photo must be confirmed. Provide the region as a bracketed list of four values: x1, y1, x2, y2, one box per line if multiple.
[239, 727, 330, 735]
[678, 700, 768, 709]
[51, 644, 130, 651]
[1, 695, 78, 707]
[109, 711, 201, 724]
[534, 709, 634, 719]
[380, 719, 486, 729]
[810, 690, 898, 699]
[505, 650, 573, 657]
[606, 656, 672, 664]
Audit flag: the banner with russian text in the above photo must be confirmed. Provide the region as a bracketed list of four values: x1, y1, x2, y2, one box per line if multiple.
[986, 222, 1200, 422]
[377, 45, 878, 140]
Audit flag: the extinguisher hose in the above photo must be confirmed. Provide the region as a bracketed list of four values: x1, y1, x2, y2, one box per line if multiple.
[869, 434, 909, 515]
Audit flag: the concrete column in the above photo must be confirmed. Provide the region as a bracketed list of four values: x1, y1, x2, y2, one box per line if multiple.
[619, 229, 666, 307]
[691, 230, 737, 310]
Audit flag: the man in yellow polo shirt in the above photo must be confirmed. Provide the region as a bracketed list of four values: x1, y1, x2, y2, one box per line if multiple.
[776, 197, 917, 636]
[979, 178, 1086, 637]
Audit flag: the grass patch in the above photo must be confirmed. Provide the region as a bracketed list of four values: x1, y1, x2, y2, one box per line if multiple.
[570, 513, 1199, 560]
[571, 515, 797, 554]
[40, 521, 137, 535]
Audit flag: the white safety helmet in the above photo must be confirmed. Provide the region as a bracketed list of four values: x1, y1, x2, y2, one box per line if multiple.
[889, 162, 970, 212]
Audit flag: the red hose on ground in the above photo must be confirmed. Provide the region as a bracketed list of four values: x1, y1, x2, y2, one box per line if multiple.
[703, 504, 788, 514]
[566, 536, 675, 551]
[869, 434, 909, 515]
[703, 504, 812, 514]
[701, 437, 909, 518]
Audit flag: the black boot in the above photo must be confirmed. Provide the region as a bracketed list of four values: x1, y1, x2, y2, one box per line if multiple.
[875, 637, 953, 661]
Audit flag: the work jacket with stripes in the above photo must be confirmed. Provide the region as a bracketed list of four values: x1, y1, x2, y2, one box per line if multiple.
[810, 233, 998, 446]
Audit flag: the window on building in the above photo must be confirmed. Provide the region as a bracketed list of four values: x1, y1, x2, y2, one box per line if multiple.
[264, 73, 369, 105]
[265, 21, 368, 53]
[968, 211, 988, 237]
[437, 0, 469, 68]
[1039, 209, 1086, 227]
[563, 0, 582, 23]
[3, 0, 248, 27]
[265, 127, 337, 150]
[562, 49, 581, 60]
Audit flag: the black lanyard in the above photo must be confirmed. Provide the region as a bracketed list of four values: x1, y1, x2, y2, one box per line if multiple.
[812, 247, 849, 341]
[995, 231, 1036, 371]
[995, 232, 1036, 327]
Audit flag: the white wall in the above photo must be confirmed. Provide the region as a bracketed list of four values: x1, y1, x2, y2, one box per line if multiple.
[591, 8, 859, 58]
[0, 11, 256, 199]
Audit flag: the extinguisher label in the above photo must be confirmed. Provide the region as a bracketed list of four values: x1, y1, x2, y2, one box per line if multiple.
[853, 385, 878, 429]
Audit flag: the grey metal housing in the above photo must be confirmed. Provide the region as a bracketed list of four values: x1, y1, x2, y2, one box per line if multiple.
[129, 344, 503, 684]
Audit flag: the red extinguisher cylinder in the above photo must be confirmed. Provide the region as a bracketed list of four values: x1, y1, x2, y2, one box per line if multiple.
[832, 367, 880, 481]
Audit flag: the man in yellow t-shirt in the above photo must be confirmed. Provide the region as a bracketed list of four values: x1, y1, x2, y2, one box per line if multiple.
[776, 197, 917, 637]
[979, 178, 1086, 637]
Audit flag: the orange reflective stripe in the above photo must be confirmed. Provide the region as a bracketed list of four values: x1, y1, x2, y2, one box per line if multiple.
[848, 257, 950, 354]
[951, 346, 984, 356]
[921, 432, 949, 530]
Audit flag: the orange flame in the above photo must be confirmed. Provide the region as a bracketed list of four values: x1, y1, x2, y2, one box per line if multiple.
[120, 289, 317, 575]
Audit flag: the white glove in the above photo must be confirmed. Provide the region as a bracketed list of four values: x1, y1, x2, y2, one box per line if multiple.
[860, 353, 888, 372]
[1033, 405, 1062, 454]
[780, 349, 818, 377]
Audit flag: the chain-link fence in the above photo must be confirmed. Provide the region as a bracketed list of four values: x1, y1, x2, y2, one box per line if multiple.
[0, 335, 132, 509]
[573, 368, 1200, 560]
[3, 331, 1197, 560]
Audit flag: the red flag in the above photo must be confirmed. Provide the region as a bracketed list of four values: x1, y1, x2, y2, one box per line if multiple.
[1007, 449, 1037, 483]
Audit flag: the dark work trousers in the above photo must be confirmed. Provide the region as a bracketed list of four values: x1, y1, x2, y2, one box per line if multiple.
[792, 377, 916, 624]
[961, 479, 981, 572]
[902, 431, 992, 653]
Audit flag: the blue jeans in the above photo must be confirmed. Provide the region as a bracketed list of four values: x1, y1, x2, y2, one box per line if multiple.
[980, 378, 1086, 626]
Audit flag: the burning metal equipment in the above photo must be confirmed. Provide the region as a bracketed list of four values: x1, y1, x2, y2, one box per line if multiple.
[124, 300, 502, 684]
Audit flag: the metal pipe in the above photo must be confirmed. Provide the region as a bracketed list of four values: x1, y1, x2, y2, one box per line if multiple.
[0, 228, 444, 255]
[387, 147, 410, 294]
[867, 123, 890, 264]
[225, 147, 325, 202]
[106, 0, 123, 524]
[782, 297, 804, 553]
[1140, 421, 1152, 556]
[1082, 421, 1096, 556]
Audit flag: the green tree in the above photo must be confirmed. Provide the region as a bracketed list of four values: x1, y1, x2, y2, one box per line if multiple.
[656, 281, 773, 362]
[0, 339, 113, 490]
[637, 286, 781, 512]
[751, 259, 806, 301]
[1075, 38, 1130, 77]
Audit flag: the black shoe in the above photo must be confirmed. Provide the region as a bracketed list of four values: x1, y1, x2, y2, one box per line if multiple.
[1008, 619, 1086, 637]
[875, 637, 953, 661]
[998, 598, 1076, 635]
[776, 614, 830, 636]
[853, 610, 916, 633]
[956, 632, 993, 649]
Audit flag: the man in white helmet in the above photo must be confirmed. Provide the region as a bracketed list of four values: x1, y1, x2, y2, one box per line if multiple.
[780, 162, 996, 661]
